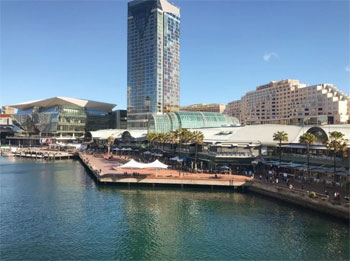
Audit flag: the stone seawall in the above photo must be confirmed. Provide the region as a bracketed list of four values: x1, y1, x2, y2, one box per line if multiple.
[249, 181, 349, 220]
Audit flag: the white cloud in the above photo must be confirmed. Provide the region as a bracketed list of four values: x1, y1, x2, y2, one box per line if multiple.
[345, 65, 350, 72]
[263, 52, 278, 62]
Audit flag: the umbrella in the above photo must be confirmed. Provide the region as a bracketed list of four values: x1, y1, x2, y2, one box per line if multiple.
[220, 165, 230, 169]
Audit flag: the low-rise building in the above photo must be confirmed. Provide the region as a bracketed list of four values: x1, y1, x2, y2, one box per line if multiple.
[111, 110, 127, 129]
[0, 114, 15, 145]
[1, 106, 15, 115]
[180, 103, 226, 113]
[8, 97, 116, 139]
[224, 79, 350, 125]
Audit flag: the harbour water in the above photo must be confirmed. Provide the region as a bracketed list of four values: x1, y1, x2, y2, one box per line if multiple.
[0, 158, 349, 260]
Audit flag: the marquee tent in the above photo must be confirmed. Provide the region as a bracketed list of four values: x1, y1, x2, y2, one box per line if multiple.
[147, 160, 168, 169]
[119, 159, 147, 169]
[118, 159, 168, 169]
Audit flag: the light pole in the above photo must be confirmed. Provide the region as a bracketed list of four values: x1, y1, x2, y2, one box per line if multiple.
[251, 160, 258, 177]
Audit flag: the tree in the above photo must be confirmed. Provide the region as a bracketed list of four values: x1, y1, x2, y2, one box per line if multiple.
[158, 133, 167, 151]
[173, 128, 186, 156]
[273, 131, 289, 163]
[325, 131, 346, 176]
[146, 132, 157, 149]
[191, 130, 204, 172]
[163, 132, 172, 151]
[173, 128, 192, 175]
[299, 133, 316, 175]
[168, 132, 177, 153]
[107, 136, 115, 156]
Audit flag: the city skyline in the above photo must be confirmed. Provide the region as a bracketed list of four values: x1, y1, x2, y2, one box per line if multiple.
[1, 0, 349, 109]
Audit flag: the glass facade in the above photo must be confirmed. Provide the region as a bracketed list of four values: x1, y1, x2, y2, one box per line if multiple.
[13, 105, 115, 138]
[127, 0, 180, 129]
[148, 111, 240, 133]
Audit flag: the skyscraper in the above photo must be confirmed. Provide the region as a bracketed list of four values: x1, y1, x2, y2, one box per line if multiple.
[127, 0, 180, 129]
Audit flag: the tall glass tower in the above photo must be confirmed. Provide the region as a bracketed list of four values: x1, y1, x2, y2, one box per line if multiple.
[127, 0, 180, 129]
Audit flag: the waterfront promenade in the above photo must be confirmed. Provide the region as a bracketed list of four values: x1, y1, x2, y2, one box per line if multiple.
[79, 153, 253, 187]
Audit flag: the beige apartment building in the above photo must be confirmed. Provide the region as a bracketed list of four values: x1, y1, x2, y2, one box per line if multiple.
[1, 106, 15, 115]
[180, 103, 226, 113]
[224, 79, 350, 125]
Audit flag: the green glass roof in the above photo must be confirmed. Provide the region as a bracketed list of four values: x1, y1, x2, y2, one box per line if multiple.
[148, 111, 240, 133]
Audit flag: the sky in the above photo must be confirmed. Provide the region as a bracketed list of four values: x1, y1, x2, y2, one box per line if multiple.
[1, 0, 349, 110]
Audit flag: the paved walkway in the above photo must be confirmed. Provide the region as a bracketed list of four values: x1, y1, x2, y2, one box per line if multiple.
[81, 153, 252, 183]
[256, 172, 349, 202]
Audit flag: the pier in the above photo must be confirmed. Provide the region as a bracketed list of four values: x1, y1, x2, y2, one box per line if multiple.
[12, 149, 74, 160]
[79, 153, 253, 189]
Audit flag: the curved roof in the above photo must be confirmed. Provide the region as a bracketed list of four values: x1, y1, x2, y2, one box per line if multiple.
[188, 124, 350, 146]
[148, 111, 240, 133]
[8, 97, 116, 112]
[87, 129, 147, 140]
[88, 129, 126, 140]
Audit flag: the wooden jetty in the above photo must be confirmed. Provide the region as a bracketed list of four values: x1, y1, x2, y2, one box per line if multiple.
[79, 153, 253, 189]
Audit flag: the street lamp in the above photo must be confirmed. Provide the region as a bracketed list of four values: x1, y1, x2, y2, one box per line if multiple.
[251, 160, 258, 176]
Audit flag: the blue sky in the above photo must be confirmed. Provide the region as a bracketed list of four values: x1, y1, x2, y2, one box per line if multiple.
[1, 0, 349, 109]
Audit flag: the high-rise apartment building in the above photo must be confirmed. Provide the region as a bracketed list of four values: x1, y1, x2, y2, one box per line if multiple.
[224, 79, 350, 125]
[127, 0, 180, 129]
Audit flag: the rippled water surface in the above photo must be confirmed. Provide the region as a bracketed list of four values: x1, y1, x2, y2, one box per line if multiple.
[0, 158, 349, 260]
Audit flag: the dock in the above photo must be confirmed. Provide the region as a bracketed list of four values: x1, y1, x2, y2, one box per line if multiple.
[79, 153, 253, 188]
[12, 149, 74, 160]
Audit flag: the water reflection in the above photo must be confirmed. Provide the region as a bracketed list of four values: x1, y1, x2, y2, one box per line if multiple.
[0, 158, 349, 260]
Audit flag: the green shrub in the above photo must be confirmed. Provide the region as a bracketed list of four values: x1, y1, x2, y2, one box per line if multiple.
[309, 191, 317, 198]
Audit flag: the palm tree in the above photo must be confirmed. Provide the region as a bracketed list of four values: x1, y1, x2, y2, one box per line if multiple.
[146, 132, 153, 148]
[158, 133, 167, 151]
[146, 132, 157, 149]
[107, 136, 115, 156]
[163, 132, 172, 151]
[273, 131, 289, 163]
[191, 130, 204, 172]
[299, 133, 316, 175]
[168, 131, 177, 153]
[173, 128, 184, 156]
[173, 128, 192, 175]
[326, 131, 346, 175]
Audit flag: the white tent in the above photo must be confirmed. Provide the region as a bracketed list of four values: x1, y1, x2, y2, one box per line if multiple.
[119, 159, 147, 169]
[147, 160, 168, 169]
[118, 159, 168, 169]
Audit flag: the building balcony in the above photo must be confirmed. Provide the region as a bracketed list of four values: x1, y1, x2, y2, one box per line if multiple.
[58, 122, 85, 126]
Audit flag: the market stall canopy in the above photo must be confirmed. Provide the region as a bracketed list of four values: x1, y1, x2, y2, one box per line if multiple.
[147, 160, 168, 169]
[118, 159, 168, 169]
[119, 159, 146, 169]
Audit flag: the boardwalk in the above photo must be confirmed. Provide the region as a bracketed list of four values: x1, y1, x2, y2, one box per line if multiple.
[79, 153, 253, 187]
